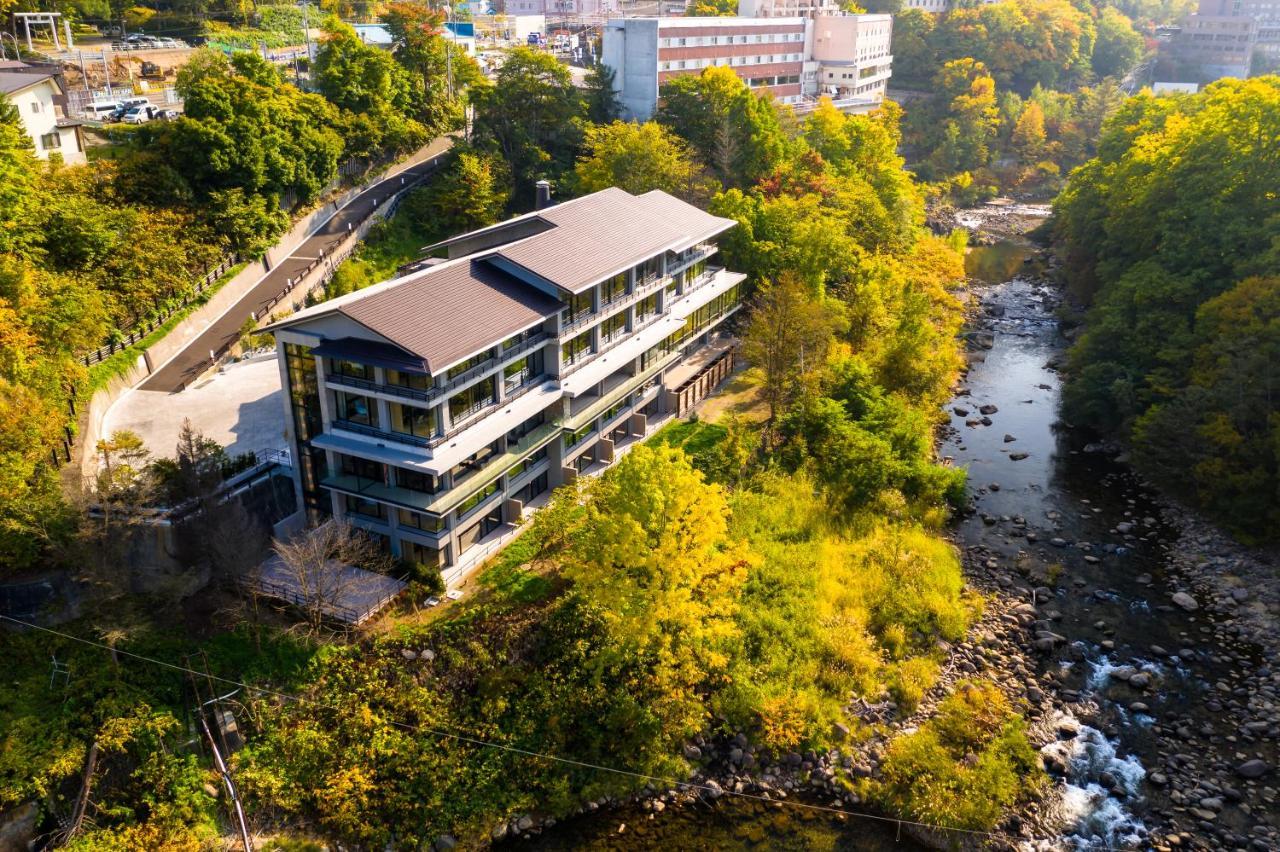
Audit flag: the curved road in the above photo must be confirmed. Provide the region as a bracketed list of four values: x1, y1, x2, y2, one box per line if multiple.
[140, 137, 453, 393]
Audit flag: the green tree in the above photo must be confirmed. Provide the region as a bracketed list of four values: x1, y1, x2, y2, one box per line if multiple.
[656, 66, 789, 187]
[421, 149, 509, 234]
[1093, 7, 1146, 80]
[687, 0, 736, 13]
[1011, 100, 1047, 164]
[573, 121, 699, 197]
[0, 94, 37, 256]
[562, 445, 750, 734]
[1055, 77, 1280, 539]
[741, 273, 838, 422]
[470, 47, 586, 202]
[583, 63, 621, 124]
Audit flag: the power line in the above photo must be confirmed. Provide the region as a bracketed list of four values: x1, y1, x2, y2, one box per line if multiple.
[1, 613, 1099, 848]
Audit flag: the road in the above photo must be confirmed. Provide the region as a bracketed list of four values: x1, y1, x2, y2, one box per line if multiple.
[140, 137, 453, 393]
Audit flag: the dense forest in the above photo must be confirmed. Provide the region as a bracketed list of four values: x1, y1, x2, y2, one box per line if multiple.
[0, 7, 472, 578]
[1054, 76, 1280, 540]
[892, 0, 1148, 199]
[0, 51, 1045, 846]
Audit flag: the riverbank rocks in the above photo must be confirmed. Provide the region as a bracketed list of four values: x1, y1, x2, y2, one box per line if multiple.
[1010, 452, 1029, 461]
[1171, 592, 1200, 612]
[979, 404, 999, 415]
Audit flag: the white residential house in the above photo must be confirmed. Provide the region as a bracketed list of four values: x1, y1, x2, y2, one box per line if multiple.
[267, 187, 745, 585]
[0, 63, 85, 165]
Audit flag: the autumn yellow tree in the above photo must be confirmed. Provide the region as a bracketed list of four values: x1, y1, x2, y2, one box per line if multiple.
[1011, 101, 1047, 164]
[561, 445, 752, 734]
[573, 121, 700, 198]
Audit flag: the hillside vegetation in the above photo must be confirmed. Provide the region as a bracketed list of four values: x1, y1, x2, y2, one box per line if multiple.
[1053, 77, 1280, 540]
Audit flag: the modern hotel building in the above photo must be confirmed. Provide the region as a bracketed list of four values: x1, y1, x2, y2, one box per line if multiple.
[268, 188, 745, 582]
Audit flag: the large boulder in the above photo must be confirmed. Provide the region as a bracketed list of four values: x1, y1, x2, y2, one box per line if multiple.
[1171, 592, 1199, 612]
[1237, 759, 1271, 779]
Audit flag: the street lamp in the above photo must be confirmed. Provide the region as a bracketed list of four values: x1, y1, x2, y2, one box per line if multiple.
[442, 4, 454, 98]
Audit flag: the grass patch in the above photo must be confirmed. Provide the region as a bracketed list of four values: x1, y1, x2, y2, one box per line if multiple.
[474, 531, 553, 605]
[85, 262, 248, 391]
[648, 417, 728, 454]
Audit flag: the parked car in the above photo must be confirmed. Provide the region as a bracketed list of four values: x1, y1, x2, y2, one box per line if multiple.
[121, 105, 155, 124]
[84, 100, 121, 120]
[153, 108, 180, 121]
[108, 97, 150, 122]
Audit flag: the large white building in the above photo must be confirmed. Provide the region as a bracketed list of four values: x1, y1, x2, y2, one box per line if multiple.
[268, 187, 744, 582]
[0, 62, 85, 165]
[601, 13, 892, 119]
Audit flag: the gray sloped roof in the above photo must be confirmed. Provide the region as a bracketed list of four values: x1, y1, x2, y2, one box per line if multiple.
[490, 187, 736, 294]
[0, 70, 58, 95]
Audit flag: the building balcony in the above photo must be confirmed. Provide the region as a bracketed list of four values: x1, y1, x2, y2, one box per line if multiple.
[321, 472, 439, 513]
[332, 419, 433, 449]
[326, 332, 548, 404]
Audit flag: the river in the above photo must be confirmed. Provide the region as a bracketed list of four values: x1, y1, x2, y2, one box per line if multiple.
[518, 231, 1278, 849]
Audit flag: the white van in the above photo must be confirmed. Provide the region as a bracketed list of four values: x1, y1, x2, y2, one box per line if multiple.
[84, 100, 120, 119]
[119, 96, 150, 110]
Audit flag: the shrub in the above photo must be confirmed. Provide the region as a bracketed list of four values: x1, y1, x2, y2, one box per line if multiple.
[873, 681, 1043, 831]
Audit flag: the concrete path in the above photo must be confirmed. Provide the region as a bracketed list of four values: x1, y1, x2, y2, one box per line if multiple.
[139, 137, 453, 393]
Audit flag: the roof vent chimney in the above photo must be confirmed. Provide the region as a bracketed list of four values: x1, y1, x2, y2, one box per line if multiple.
[535, 180, 552, 210]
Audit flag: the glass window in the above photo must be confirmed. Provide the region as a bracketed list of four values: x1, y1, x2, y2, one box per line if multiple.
[398, 508, 446, 532]
[286, 344, 321, 443]
[513, 471, 549, 505]
[446, 350, 491, 381]
[635, 255, 661, 284]
[501, 327, 539, 352]
[503, 350, 543, 394]
[507, 410, 547, 444]
[340, 453, 383, 480]
[602, 399, 627, 424]
[450, 441, 499, 485]
[389, 402, 436, 439]
[511, 445, 548, 477]
[566, 421, 596, 449]
[601, 271, 628, 304]
[395, 467, 439, 495]
[636, 293, 658, 323]
[344, 494, 386, 520]
[39, 132, 60, 150]
[563, 330, 593, 366]
[566, 291, 594, 324]
[401, 537, 443, 566]
[456, 480, 500, 517]
[599, 311, 627, 344]
[336, 391, 378, 427]
[329, 359, 373, 380]
[447, 376, 495, 425]
[386, 368, 432, 391]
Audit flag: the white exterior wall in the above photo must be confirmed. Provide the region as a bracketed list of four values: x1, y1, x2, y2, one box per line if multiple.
[9, 79, 84, 165]
[603, 18, 661, 120]
[811, 14, 893, 103]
